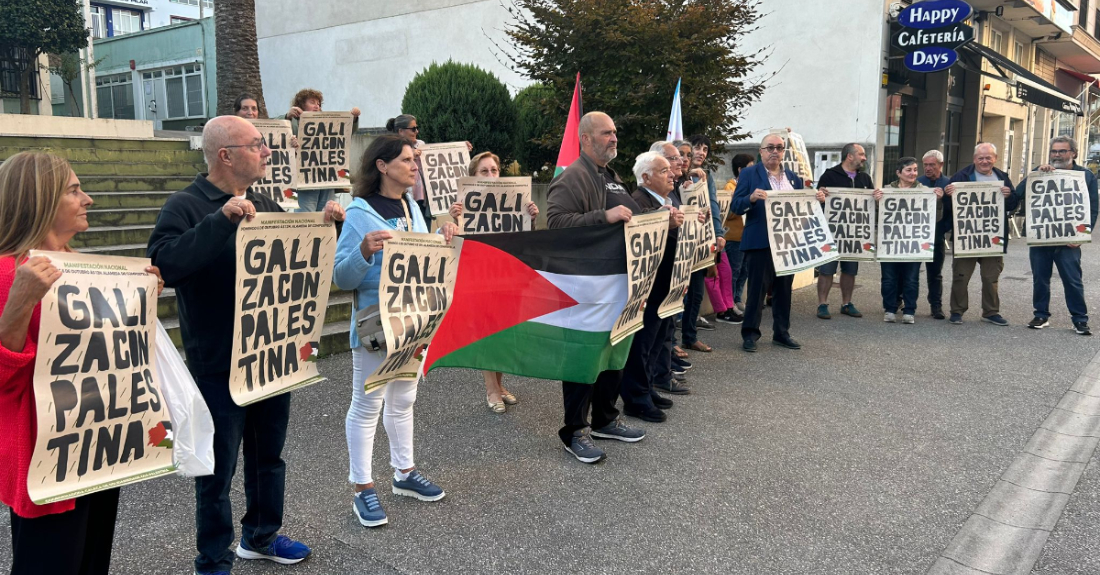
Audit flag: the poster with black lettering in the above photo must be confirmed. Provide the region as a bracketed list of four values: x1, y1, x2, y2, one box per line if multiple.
[249, 119, 297, 203]
[824, 188, 877, 261]
[231, 213, 336, 406]
[27, 251, 174, 505]
[365, 232, 462, 391]
[296, 111, 353, 190]
[876, 188, 936, 262]
[421, 142, 470, 216]
[1026, 170, 1093, 245]
[765, 191, 839, 275]
[457, 176, 533, 235]
[611, 212, 670, 345]
[657, 206, 701, 318]
[771, 129, 814, 183]
[951, 182, 1005, 257]
[716, 190, 733, 225]
[681, 180, 717, 272]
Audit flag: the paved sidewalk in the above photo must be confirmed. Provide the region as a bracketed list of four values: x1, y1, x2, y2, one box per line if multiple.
[3, 247, 1099, 574]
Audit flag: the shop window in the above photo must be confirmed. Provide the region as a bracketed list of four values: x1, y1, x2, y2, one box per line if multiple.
[95, 73, 135, 119]
[161, 64, 204, 119]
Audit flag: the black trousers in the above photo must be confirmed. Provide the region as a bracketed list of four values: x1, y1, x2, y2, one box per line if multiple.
[927, 221, 949, 308]
[9, 488, 120, 575]
[194, 371, 291, 573]
[741, 248, 793, 341]
[560, 370, 622, 444]
[619, 303, 671, 412]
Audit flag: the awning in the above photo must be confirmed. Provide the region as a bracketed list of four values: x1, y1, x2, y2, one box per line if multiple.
[1058, 67, 1100, 88]
[958, 43, 1084, 115]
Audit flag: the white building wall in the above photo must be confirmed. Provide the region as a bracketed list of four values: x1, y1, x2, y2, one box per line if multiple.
[147, 0, 213, 28]
[255, 0, 527, 124]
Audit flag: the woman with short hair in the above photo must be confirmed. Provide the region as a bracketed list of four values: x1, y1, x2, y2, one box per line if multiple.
[286, 88, 361, 212]
[879, 157, 944, 324]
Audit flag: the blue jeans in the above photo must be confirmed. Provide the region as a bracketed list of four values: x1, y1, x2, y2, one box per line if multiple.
[1031, 246, 1088, 323]
[724, 239, 747, 304]
[881, 262, 920, 315]
[194, 371, 291, 573]
[295, 188, 336, 212]
[681, 270, 706, 345]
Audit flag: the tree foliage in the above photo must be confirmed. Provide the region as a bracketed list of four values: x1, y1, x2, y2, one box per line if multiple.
[401, 60, 517, 160]
[513, 83, 559, 180]
[498, 0, 765, 180]
[214, 0, 268, 117]
[0, 0, 87, 114]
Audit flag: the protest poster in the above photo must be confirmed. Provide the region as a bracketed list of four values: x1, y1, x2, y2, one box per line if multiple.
[296, 111, 353, 190]
[421, 142, 470, 216]
[657, 205, 701, 318]
[230, 213, 336, 405]
[681, 180, 717, 272]
[771, 129, 814, 183]
[249, 119, 297, 203]
[610, 211, 670, 345]
[824, 188, 877, 261]
[716, 190, 733, 225]
[27, 251, 175, 504]
[951, 182, 1005, 257]
[364, 232, 462, 391]
[764, 191, 838, 276]
[876, 188, 936, 262]
[1026, 169, 1093, 245]
[457, 176, 533, 235]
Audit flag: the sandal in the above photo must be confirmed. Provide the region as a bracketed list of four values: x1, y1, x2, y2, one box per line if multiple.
[673, 346, 689, 359]
[500, 388, 518, 405]
[687, 341, 713, 353]
[486, 395, 505, 414]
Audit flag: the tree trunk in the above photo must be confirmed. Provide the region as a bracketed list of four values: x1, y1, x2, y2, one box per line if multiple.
[214, 0, 268, 117]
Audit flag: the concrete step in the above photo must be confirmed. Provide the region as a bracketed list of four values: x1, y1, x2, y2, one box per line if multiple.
[88, 191, 174, 209]
[81, 176, 195, 193]
[78, 243, 148, 258]
[86, 207, 162, 227]
[0, 145, 203, 165]
[70, 224, 153, 249]
[0, 136, 192, 152]
[73, 162, 206, 177]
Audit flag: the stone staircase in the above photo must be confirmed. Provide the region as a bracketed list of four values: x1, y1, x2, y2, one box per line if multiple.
[0, 135, 352, 357]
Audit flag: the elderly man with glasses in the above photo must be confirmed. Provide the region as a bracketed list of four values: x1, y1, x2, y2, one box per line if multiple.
[147, 116, 344, 574]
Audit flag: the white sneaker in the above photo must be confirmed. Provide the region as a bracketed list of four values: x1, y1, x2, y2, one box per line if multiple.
[884, 312, 897, 323]
[902, 314, 915, 324]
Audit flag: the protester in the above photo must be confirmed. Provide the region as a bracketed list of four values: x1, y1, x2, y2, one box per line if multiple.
[691, 135, 736, 326]
[0, 152, 163, 575]
[333, 134, 458, 527]
[672, 139, 716, 351]
[385, 114, 473, 221]
[1013, 136, 1098, 335]
[945, 143, 1017, 326]
[233, 93, 260, 119]
[877, 157, 944, 323]
[546, 111, 647, 463]
[917, 150, 951, 319]
[815, 143, 873, 320]
[724, 154, 754, 315]
[732, 133, 823, 352]
[618, 151, 685, 423]
[285, 88, 361, 213]
[147, 116, 345, 574]
[447, 151, 539, 413]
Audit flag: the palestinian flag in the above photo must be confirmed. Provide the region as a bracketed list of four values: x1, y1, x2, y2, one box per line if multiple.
[553, 73, 583, 177]
[148, 421, 173, 449]
[424, 223, 631, 383]
[299, 341, 320, 362]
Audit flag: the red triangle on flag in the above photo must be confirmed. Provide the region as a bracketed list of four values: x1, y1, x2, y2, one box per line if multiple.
[424, 240, 578, 369]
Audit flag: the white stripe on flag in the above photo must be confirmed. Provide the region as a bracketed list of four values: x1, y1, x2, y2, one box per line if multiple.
[528, 272, 628, 333]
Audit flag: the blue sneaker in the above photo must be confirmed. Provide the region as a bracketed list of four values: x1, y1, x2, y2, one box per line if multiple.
[236, 534, 311, 565]
[949, 313, 963, 324]
[353, 487, 388, 527]
[982, 314, 1009, 326]
[392, 470, 446, 502]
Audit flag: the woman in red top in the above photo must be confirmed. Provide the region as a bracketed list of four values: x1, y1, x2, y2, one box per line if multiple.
[0, 151, 163, 575]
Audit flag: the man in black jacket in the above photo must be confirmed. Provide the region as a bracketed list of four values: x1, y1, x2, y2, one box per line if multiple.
[147, 116, 343, 574]
[815, 143, 874, 319]
[546, 111, 646, 463]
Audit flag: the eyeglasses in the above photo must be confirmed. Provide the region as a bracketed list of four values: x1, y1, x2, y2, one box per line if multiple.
[665, 155, 682, 163]
[403, 126, 420, 132]
[224, 138, 268, 152]
[1050, 149, 1073, 155]
[761, 145, 786, 153]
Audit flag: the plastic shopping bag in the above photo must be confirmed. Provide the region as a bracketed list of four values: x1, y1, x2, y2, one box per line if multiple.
[155, 320, 216, 477]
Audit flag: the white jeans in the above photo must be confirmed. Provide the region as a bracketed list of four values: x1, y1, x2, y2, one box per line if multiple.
[346, 347, 418, 484]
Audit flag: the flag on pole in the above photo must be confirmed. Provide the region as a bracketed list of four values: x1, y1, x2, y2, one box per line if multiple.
[554, 73, 583, 177]
[666, 78, 683, 142]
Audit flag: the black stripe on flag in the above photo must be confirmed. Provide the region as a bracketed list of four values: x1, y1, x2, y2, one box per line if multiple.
[467, 223, 626, 276]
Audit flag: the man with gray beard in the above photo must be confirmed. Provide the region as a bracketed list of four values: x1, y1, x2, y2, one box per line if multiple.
[1013, 136, 1098, 335]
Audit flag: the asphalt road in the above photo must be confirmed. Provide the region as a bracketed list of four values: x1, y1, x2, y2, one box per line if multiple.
[3, 246, 1100, 574]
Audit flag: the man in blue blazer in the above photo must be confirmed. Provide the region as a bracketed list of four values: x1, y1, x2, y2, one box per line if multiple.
[731, 133, 825, 352]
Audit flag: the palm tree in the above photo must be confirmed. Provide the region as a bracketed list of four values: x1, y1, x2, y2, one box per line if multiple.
[214, 0, 268, 117]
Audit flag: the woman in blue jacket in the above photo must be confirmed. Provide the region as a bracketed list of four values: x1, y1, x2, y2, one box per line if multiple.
[333, 135, 458, 528]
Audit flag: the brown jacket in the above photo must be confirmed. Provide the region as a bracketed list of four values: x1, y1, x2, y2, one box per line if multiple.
[546, 152, 621, 229]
